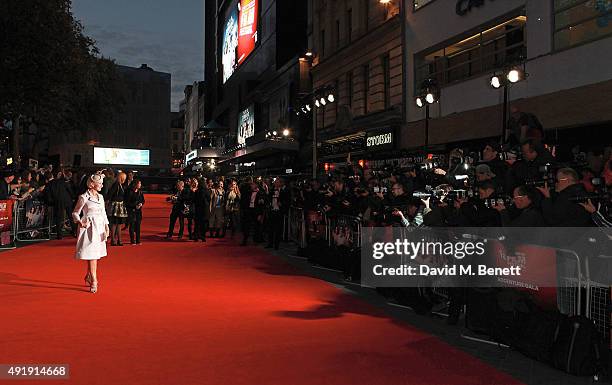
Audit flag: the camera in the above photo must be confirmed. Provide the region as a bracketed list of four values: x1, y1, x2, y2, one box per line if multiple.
[373, 186, 388, 194]
[483, 195, 513, 209]
[526, 163, 556, 188]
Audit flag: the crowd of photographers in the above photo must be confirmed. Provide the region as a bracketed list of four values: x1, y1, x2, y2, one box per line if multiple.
[291, 140, 611, 230]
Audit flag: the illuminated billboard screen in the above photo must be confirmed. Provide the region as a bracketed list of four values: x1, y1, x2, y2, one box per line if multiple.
[222, 0, 258, 83]
[222, 8, 239, 83]
[238, 0, 258, 65]
[93, 147, 150, 166]
[237, 105, 255, 145]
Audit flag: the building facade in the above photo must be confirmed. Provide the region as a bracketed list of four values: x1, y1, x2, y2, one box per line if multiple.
[171, 111, 185, 169]
[48, 64, 172, 169]
[404, 0, 612, 149]
[208, 0, 308, 176]
[308, 0, 404, 169]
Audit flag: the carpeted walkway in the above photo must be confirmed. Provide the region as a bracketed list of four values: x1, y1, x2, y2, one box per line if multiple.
[0, 195, 523, 385]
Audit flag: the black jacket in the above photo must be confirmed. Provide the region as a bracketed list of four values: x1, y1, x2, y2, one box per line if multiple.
[541, 184, 593, 227]
[45, 178, 74, 208]
[193, 187, 211, 219]
[107, 182, 126, 203]
[0, 178, 12, 200]
[125, 189, 145, 211]
[500, 206, 546, 227]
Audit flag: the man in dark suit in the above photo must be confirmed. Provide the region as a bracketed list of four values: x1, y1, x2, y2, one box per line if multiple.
[241, 181, 266, 246]
[266, 178, 290, 250]
[44, 172, 76, 239]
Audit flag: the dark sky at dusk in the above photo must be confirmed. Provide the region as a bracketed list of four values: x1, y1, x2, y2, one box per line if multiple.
[72, 0, 204, 111]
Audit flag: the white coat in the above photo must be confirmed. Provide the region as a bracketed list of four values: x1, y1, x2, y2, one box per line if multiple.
[72, 191, 109, 260]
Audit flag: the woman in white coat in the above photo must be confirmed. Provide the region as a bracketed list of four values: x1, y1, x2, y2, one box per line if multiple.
[72, 174, 110, 293]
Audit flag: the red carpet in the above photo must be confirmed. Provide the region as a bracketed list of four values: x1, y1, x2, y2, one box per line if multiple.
[0, 195, 523, 385]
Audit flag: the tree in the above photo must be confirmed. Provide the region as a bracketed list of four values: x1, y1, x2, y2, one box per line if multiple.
[0, 0, 124, 163]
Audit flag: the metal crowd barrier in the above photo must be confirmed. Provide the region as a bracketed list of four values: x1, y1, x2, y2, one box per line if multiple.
[287, 207, 307, 249]
[14, 199, 52, 242]
[585, 254, 612, 349]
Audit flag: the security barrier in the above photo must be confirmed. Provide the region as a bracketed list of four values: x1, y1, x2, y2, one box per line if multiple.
[14, 199, 52, 242]
[585, 254, 612, 349]
[287, 207, 306, 249]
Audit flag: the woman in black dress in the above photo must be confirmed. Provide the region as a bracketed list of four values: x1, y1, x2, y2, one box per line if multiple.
[126, 180, 145, 244]
[192, 178, 210, 242]
[106, 172, 128, 246]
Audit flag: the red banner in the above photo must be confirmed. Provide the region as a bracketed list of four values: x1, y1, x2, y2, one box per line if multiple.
[0, 200, 14, 245]
[237, 0, 258, 65]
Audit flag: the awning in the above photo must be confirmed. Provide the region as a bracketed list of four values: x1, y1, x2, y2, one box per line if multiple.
[219, 139, 300, 164]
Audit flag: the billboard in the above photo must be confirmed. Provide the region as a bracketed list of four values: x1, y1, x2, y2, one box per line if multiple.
[222, 0, 258, 83]
[93, 147, 150, 166]
[237, 105, 255, 145]
[222, 7, 239, 83]
[238, 0, 258, 65]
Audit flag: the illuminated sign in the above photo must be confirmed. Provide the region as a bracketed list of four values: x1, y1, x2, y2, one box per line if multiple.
[185, 150, 197, 163]
[237, 105, 255, 145]
[222, 1, 259, 83]
[238, 0, 258, 65]
[222, 8, 239, 83]
[366, 128, 395, 150]
[93, 147, 150, 166]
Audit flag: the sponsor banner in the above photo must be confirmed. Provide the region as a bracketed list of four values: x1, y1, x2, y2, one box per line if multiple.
[0, 200, 14, 245]
[94, 147, 150, 166]
[361, 227, 611, 288]
[237, 105, 255, 145]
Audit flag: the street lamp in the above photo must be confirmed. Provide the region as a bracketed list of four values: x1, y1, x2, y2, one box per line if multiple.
[489, 65, 527, 143]
[415, 79, 439, 148]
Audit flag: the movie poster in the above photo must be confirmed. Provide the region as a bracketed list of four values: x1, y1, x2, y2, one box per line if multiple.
[25, 200, 47, 230]
[237, 105, 255, 145]
[222, 8, 239, 83]
[237, 0, 258, 65]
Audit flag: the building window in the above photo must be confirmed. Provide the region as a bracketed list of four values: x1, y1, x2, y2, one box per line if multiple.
[347, 9, 353, 43]
[414, 0, 436, 11]
[415, 15, 526, 88]
[363, 64, 370, 114]
[347, 71, 354, 107]
[554, 0, 612, 50]
[320, 29, 326, 58]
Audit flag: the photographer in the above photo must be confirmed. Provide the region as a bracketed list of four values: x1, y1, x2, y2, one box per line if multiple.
[393, 197, 428, 227]
[481, 142, 509, 182]
[455, 180, 501, 227]
[166, 180, 186, 239]
[507, 139, 555, 190]
[537, 168, 593, 227]
[493, 185, 545, 227]
[475, 164, 504, 194]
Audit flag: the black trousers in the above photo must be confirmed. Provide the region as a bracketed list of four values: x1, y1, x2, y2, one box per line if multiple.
[53, 204, 75, 238]
[167, 208, 184, 237]
[267, 211, 284, 249]
[242, 209, 261, 244]
[193, 212, 208, 240]
[129, 210, 142, 243]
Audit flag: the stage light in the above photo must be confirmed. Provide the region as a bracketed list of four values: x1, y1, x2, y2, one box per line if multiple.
[490, 75, 502, 89]
[272, 131, 277, 136]
[283, 129, 290, 137]
[315, 99, 320, 108]
[301, 107, 307, 114]
[425, 92, 435, 104]
[305, 51, 313, 57]
[306, 104, 311, 111]
[379, 0, 391, 4]
[415, 97, 424, 108]
[327, 94, 335, 103]
[320, 97, 327, 106]
[507, 69, 522, 83]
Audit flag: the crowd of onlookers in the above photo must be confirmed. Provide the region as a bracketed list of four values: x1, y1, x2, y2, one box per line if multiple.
[0, 166, 146, 244]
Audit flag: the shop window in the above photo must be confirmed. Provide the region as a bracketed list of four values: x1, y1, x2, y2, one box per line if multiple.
[415, 15, 526, 87]
[554, 0, 612, 50]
